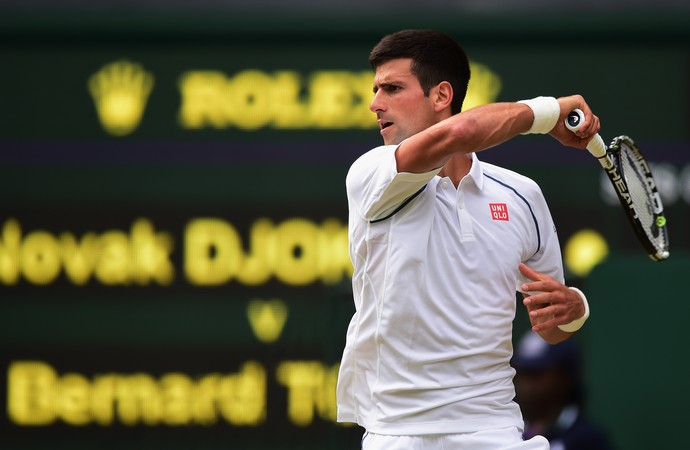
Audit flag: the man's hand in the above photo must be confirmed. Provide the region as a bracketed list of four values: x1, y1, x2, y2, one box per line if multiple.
[549, 94, 601, 149]
[519, 263, 586, 344]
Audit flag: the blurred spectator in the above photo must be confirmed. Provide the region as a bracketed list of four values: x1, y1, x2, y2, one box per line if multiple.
[513, 331, 613, 450]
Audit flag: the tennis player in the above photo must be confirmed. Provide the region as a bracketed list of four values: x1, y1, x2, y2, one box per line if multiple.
[336, 29, 598, 450]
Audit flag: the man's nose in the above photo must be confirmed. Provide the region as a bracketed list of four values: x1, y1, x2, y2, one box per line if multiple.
[370, 91, 384, 113]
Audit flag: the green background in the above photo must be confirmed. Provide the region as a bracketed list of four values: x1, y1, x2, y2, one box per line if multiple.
[1, 12, 689, 450]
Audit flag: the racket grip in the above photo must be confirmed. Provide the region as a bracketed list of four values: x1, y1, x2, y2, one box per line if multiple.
[584, 134, 607, 158]
[565, 109, 607, 159]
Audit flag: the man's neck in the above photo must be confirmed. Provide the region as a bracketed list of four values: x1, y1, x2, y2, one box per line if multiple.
[438, 153, 473, 187]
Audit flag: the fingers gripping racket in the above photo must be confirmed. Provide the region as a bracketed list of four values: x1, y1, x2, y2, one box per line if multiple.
[566, 109, 670, 261]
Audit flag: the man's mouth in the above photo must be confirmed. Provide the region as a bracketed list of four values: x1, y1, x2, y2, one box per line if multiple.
[380, 121, 393, 130]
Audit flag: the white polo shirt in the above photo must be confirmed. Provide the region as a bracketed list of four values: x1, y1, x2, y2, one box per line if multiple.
[337, 144, 564, 435]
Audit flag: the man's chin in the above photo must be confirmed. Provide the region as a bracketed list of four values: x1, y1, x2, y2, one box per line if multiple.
[383, 135, 404, 146]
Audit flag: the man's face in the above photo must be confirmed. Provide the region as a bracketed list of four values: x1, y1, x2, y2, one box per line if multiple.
[370, 58, 438, 146]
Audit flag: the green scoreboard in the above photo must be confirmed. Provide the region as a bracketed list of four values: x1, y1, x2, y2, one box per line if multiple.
[1, 14, 689, 450]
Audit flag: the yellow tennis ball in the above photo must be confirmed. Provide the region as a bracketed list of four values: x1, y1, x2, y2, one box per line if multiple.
[565, 229, 609, 277]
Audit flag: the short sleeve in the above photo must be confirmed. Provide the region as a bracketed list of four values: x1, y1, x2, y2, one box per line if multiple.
[516, 185, 565, 291]
[347, 145, 441, 222]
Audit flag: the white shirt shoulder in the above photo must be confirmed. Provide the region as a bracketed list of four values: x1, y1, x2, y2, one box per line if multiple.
[346, 145, 441, 222]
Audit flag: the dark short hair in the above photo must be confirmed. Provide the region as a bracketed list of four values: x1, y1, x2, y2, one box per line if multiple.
[369, 29, 471, 115]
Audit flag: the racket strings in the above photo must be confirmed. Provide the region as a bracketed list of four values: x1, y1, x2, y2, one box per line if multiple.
[619, 145, 666, 247]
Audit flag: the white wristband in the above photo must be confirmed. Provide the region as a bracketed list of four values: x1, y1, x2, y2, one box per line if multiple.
[558, 287, 590, 332]
[517, 96, 560, 134]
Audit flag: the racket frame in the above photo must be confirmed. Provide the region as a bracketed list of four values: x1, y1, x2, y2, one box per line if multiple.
[565, 109, 669, 261]
[604, 135, 669, 261]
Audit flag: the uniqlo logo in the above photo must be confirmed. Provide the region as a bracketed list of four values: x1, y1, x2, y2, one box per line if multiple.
[489, 203, 509, 221]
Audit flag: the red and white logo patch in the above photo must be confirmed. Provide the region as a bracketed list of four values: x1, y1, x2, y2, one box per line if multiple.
[489, 203, 509, 221]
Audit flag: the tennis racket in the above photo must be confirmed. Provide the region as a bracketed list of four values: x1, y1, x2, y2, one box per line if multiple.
[565, 109, 670, 261]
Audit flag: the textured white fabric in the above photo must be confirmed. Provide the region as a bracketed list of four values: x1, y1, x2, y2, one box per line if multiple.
[362, 428, 550, 450]
[518, 96, 560, 134]
[337, 145, 564, 435]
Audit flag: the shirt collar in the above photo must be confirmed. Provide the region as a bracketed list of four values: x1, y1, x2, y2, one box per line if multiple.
[468, 152, 484, 190]
[435, 152, 485, 190]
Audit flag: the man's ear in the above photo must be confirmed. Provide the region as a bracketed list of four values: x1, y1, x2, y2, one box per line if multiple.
[433, 81, 454, 112]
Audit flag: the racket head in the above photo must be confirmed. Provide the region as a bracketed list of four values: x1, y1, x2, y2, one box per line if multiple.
[607, 135, 670, 261]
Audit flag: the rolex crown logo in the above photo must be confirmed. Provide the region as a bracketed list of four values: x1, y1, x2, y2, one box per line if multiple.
[464, 61, 502, 111]
[88, 60, 154, 136]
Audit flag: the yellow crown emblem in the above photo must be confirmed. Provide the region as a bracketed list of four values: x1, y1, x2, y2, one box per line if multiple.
[88, 60, 154, 136]
[464, 61, 502, 111]
[247, 299, 289, 343]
